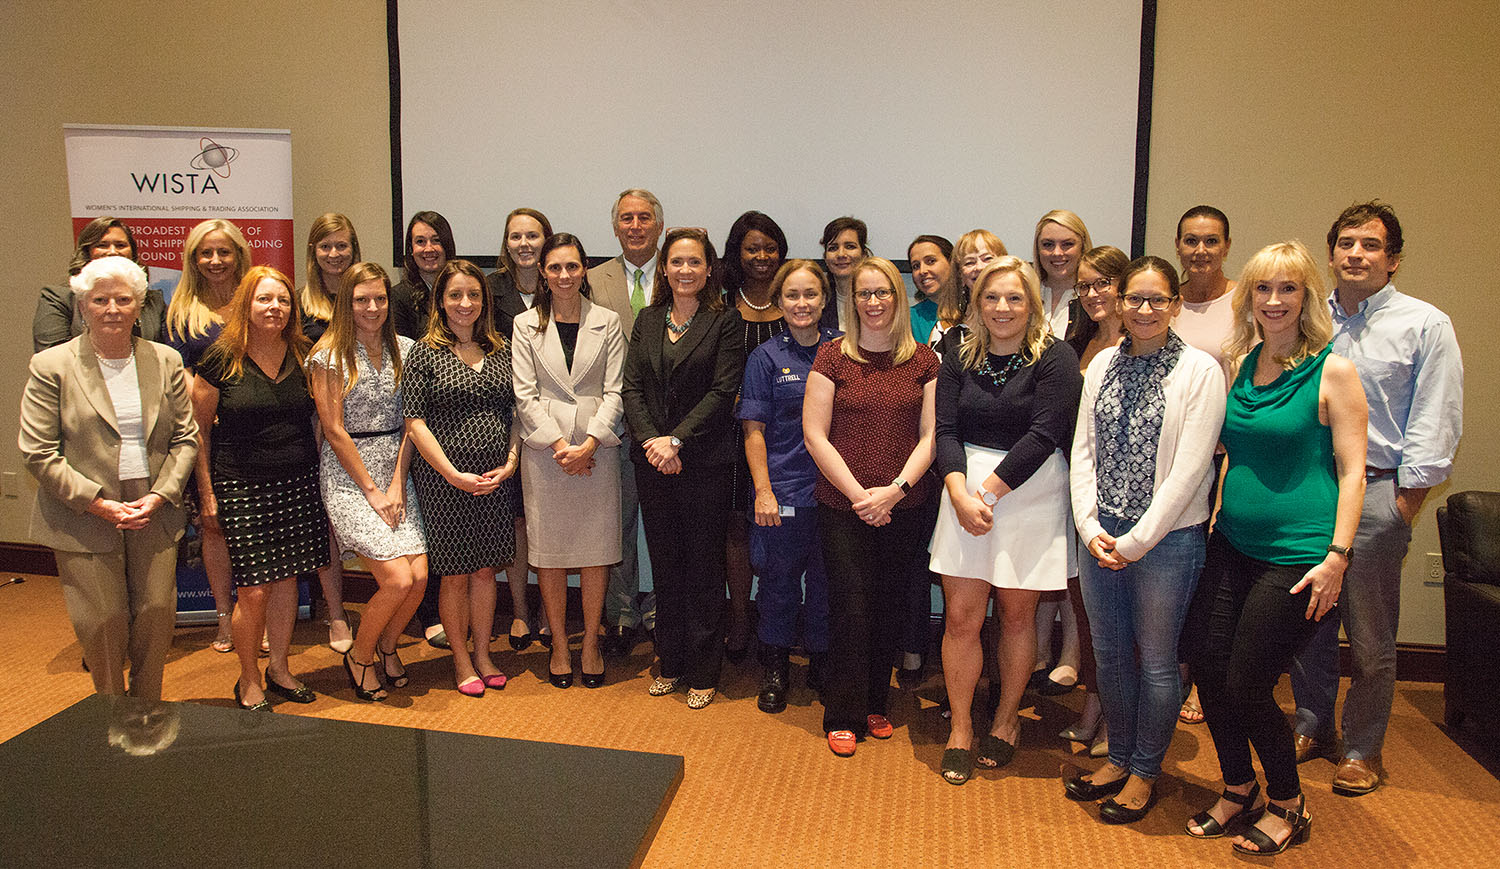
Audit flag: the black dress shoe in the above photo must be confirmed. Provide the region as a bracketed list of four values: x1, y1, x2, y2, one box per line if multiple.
[1099, 784, 1157, 824]
[1063, 771, 1128, 802]
[601, 625, 633, 659]
[233, 681, 272, 712]
[758, 648, 790, 713]
[264, 672, 316, 704]
[549, 668, 573, 689]
[508, 629, 532, 652]
[581, 667, 605, 689]
[538, 630, 554, 649]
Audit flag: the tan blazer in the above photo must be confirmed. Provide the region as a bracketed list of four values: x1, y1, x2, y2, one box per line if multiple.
[587, 255, 645, 339]
[511, 297, 626, 450]
[19, 336, 199, 553]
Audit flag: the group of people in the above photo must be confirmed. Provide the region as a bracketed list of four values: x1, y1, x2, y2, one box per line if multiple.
[23, 193, 1461, 856]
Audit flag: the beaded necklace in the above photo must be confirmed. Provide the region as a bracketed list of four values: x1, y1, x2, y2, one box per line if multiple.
[976, 351, 1026, 389]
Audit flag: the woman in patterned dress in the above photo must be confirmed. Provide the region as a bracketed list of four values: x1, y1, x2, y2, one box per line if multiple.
[309, 262, 428, 701]
[403, 259, 519, 696]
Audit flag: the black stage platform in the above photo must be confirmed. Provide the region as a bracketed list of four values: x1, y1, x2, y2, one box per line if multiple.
[0, 695, 683, 868]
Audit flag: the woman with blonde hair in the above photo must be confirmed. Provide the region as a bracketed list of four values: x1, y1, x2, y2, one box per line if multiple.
[166, 218, 252, 655]
[308, 262, 428, 701]
[1183, 240, 1366, 853]
[939, 230, 1009, 354]
[930, 257, 1081, 782]
[191, 266, 328, 709]
[298, 212, 363, 655]
[804, 257, 939, 756]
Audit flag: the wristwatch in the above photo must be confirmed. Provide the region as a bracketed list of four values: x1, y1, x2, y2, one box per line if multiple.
[892, 477, 911, 494]
[980, 490, 1000, 507]
[669, 436, 682, 449]
[1327, 543, 1353, 561]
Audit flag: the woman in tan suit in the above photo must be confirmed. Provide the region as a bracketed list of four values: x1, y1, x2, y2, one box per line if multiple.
[19, 256, 198, 700]
[512, 233, 626, 688]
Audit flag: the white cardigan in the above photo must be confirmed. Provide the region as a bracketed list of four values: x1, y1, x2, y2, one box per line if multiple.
[1070, 342, 1227, 563]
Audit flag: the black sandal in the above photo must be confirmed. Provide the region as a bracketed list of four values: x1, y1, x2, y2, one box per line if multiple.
[344, 652, 388, 702]
[1186, 781, 1264, 839]
[1233, 793, 1310, 856]
[975, 733, 1016, 769]
[941, 748, 972, 785]
[378, 643, 409, 688]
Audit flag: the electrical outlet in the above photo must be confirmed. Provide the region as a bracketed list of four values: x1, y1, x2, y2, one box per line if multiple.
[1427, 553, 1444, 581]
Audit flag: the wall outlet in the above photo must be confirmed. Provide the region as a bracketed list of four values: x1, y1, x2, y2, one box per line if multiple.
[0, 472, 14, 498]
[1427, 553, 1444, 582]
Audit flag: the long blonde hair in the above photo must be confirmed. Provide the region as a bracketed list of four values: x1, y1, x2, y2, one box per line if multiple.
[309, 262, 402, 395]
[299, 212, 361, 323]
[1225, 240, 1333, 374]
[958, 257, 1052, 370]
[166, 219, 251, 341]
[841, 257, 917, 365]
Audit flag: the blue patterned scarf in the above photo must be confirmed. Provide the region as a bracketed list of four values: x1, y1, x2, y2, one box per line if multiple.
[1095, 330, 1187, 522]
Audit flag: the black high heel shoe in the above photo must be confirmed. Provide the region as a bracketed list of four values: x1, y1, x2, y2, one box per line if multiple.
[581, 660, 605, 689]
[377, 643, 409, 688]
[1186, 782, 1264, 839]
[508, 616, 533, 652]
[549, 668, 574, 689]
[343, 652, 388, 702]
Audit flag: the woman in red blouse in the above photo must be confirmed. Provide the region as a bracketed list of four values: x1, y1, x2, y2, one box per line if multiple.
[804, 257, 939, 757]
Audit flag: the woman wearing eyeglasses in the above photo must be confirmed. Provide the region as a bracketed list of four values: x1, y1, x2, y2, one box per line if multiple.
[804, 257, 939, 757]
[1065, 256, 1226, 824]
[622, 227, 744, 710]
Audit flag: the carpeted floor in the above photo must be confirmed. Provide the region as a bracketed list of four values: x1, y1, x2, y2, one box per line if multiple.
[2, 572, 1497, 867]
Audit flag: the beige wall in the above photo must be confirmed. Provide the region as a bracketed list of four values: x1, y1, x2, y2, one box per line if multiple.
[4, 2, 1488, 643]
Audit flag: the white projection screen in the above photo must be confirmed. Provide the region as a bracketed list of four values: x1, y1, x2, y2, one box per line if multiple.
[392, 0, 1153, 264]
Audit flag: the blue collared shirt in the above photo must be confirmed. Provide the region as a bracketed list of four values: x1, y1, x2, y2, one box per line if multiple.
[736, 327, 841, 506]
[1330, 282, 1463, 489]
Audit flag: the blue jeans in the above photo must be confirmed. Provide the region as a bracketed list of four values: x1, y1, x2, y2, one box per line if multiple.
[1080, 515, 1205, 780]
[750, 507, 829, 653]
[1290, 476, 1411, 758]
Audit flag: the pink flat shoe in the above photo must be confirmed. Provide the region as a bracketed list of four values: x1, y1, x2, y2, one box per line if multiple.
[481, 673, 508, 690]
[457, 676, 485, 697]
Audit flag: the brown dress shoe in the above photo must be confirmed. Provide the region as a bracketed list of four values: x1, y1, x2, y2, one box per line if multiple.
[1332, 755, 1383, 796]
[1294, 733, 1335, 764]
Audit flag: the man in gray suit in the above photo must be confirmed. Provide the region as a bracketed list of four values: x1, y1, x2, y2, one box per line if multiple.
[588, 188, 663, 656]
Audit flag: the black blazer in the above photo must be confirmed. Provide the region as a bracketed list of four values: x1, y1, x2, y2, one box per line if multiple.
[390, 278, 430, 341]
[485, 270, 530, 340]
[622, 304, 744, 469]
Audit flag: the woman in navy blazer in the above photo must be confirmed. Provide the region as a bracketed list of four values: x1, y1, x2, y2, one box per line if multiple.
[622, 227, 744, 709]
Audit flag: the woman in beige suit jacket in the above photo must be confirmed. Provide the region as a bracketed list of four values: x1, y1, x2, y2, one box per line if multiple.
[19, 256, 198, 700]
[512, 233, 625, 688]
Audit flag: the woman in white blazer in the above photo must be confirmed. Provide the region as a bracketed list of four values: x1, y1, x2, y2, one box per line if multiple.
[512, 232, 626, 688]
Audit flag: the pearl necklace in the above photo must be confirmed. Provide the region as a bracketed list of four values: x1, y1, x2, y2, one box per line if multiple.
[93, 343, 135, 370]
[738, 288, 773, 311]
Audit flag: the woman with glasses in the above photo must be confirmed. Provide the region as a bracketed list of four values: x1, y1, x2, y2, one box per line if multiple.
[804, 257, 939, 757]
[1065, 256, 1226, 824]
[1182, 242, 1366, 854]
[940, 230, 1009, 355]
[929, 257, 1081, 784]
[622, 227, 743, 710]
[1058, 245, 1130, 757]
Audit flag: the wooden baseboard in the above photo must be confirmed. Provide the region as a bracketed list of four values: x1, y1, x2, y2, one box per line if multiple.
[2, 541, 1452, 682]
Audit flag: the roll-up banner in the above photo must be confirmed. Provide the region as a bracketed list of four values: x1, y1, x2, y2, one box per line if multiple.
[63, 124, 307, 625]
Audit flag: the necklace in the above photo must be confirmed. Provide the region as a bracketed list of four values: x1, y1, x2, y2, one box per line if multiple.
[738, 288, 772, 311]
[666, 307, 694, 335]
[93, 342, 135, 370]
[976, 351, 1026, 390]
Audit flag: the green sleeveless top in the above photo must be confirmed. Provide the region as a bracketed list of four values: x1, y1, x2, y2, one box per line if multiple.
[1218, 344, 1336, 565]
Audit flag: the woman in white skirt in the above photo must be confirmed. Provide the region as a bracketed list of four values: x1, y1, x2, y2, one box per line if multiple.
[512, 233, 625, 689]
[929, 257, 1082, 784]
[308, 262, 429, 701]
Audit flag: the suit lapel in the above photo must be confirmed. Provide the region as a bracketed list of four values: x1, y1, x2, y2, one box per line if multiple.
[74, 339, 120, 435]
[667, 308, 713, 376]
[133, 339, 163, 439]
[568, 298, 608, 389]
[534, 314, 577, 401]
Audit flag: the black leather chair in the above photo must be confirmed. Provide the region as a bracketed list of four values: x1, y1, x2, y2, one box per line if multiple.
[1437, 491, 1500, 737]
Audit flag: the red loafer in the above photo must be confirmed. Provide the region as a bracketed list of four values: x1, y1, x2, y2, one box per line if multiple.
[827, 730, 857, 757]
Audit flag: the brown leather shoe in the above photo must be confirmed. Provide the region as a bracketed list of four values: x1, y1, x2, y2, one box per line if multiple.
[1294, 733, 1335, 764]
[1332, 755, 1383, 796]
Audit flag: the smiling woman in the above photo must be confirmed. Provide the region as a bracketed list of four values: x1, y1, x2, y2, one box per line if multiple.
[32, 217, 166, 352]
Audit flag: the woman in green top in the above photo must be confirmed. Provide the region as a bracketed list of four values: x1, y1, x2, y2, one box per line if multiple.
[1182, 241, 1367, 856]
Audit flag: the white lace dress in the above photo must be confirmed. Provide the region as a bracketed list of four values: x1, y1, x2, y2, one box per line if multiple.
[311, 337, 426, 561]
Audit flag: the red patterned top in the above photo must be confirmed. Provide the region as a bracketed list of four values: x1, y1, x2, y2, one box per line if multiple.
[811, 338, 940, 511]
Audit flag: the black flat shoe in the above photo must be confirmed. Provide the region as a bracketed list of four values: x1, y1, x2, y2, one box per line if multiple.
[264, 671, 315, 704]
[549, 668, 573, 689]
[233, 681, 271, 712]
[1099, 783, 1158, 824]
[581, 667, 605, 689]
[1064, 770, 1128, 802]
[941, 748, 973, 785]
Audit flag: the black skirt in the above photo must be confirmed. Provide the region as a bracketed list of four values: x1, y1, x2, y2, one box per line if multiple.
[214, 468, 329, 587]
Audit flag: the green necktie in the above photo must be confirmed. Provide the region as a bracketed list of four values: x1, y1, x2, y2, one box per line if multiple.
[630, 267, 646, 316]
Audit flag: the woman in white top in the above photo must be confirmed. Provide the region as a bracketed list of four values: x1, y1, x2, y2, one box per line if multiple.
[512, 233, 626, 689]
[1064, 255, 1227, 823]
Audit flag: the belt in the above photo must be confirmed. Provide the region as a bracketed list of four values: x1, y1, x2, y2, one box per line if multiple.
[347, 427, 402, 439]
[1364, 466, 1397, 481]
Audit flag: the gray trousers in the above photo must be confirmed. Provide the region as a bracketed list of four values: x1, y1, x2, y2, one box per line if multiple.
[605, 439, 655, 629]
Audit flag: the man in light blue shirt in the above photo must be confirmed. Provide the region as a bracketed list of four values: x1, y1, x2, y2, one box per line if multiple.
[1290, 201, 1463, 796]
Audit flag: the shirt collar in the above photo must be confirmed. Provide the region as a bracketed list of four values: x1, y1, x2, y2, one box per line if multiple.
[1331, 281, 1396, 321]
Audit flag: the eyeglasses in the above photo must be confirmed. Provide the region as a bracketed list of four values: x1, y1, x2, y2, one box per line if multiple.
[854, 288, 894, 302]
[1121, 293, 1176, 311]
[1074, 278, 1115, 296]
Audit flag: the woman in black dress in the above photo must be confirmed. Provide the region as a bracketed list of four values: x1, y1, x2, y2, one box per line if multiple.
[404, 259, 520, 696]
[190, 266, 328, 710]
